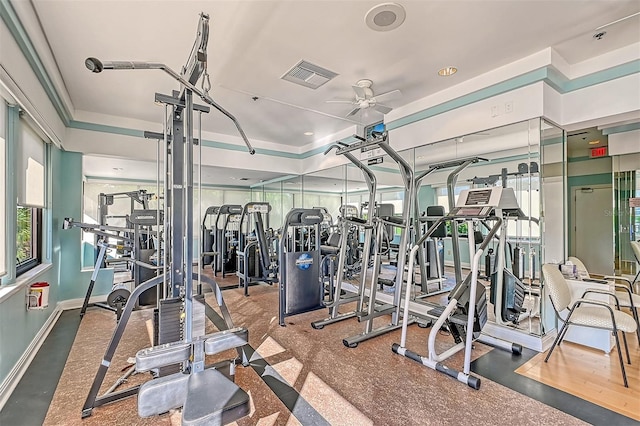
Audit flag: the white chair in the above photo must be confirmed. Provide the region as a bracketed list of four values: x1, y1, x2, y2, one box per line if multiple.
[568, 256, 640, 342]
[542, 264, 637, 387]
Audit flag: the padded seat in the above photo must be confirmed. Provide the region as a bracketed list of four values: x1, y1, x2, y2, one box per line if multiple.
[182, 368, 250, 426]
[381, 216, 404, 226]
[321, 246, 340, 256]
[568, 306, 637, 332]
[345, 216, 366, 224]
[616, 291, 640, 308]
[569, 256, 640, 342]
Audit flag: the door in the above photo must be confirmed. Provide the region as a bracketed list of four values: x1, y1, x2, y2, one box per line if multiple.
[573, 186, 614, 274]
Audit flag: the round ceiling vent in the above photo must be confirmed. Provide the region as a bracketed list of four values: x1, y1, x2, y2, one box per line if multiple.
[365, 3, 406, 32]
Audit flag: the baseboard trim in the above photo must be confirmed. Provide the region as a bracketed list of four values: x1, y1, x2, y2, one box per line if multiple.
[0, 306, 62, 411]
[57, 294, 108, 311]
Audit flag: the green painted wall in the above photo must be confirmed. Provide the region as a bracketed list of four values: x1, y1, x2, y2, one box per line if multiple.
[56, 152, 113, 301]
[0, 144, 61, 385]
[0, 129, 114, 388]
[416, 185, 438, 213]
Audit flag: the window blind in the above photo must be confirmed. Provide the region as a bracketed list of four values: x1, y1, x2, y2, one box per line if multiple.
[17, 119, 45, 208]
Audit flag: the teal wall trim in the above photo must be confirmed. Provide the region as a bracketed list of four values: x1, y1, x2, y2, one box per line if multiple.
[0, 0, 71, 124]
[84, 175, 256, 190]
[3, 0, 639, 161]
[250, 174, 298, 188]
[564, 60, 640, 92]
[567, 156, 593, 163]
[602, 121, 640, 135]
[69, 120, 145, 138]
[567, 172, 612, 187]
[200, 139, 299, 158]
[541, 136, 563, 146]
[387, 60, 640, 132]
[387, 68, 550, 130]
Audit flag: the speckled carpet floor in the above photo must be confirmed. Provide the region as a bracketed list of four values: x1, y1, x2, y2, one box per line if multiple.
[40, 271, 588, 426]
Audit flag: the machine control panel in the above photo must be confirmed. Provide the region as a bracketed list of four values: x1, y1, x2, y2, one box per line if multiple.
[451, 187, 503, 218]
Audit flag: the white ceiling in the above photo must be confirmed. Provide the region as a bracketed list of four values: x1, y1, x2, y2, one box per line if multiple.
[32, 0, 640, 151]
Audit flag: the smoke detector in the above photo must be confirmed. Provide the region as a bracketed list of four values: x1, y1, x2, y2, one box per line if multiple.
[365, 3, 406, 32]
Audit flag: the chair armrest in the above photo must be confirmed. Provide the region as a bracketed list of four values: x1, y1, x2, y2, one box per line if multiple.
[581, 289, 621, 309]
[604, 275, 633, 287]
[572, 298, 615, 315]
[613, 284, 636, 308]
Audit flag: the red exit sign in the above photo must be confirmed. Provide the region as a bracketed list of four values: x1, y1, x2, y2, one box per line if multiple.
[590, 146, 607, 158]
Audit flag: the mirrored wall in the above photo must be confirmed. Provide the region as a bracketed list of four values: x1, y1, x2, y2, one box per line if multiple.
[293, 117, 566, 339]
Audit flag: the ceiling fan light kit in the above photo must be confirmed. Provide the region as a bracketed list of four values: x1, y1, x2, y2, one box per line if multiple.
[325, 78, 402, 117]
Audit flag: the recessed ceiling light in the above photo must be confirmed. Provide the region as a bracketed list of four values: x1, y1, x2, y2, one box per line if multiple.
[365, 3, 406, 32]
[304, 131, 314, 136]
[438, 66, 458, 77]
[588, 140, 600, 145]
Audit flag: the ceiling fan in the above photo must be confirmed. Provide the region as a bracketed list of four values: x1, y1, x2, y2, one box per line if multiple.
[326, 79, 401, 117]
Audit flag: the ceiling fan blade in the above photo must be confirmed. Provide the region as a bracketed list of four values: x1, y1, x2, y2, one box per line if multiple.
[325, 100, 355, 104]
[373, 103, 393, 114]
[352, 85, 367, 99]
[347, 107, 361, 117]
[374, 89, 402, 102]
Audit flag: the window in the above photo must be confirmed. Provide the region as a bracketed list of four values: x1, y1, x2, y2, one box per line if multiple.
[15, 118, 46, 276]
[16, 206, 42, 275]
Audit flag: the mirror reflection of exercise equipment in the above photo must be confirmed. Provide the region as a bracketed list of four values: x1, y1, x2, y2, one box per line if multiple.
[468, 162, 542, 331]
[237, 202, 278, 296]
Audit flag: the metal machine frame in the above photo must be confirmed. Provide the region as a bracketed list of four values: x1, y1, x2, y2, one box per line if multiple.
[81, 13, 255, 423]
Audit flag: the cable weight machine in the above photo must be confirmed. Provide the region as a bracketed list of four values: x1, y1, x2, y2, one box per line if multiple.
[80, 13, 256, 424]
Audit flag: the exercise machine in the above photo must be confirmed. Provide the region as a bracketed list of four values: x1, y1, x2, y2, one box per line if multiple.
[392, 186, 522, 389]
[413, 157, 488, 295]
[81, 12, 255, 424]
[237, 202, 278, 295]
[62, 219, 135, 320]
[212, 204, 243, 277]
[279, 208, 325, 326]
[201, 205, 219, 267]
[325, 130, 416, 348]
[311, 144, 377, 330]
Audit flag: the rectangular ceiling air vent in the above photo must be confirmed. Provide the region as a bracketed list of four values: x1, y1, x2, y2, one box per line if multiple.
[281, 60, 338, 89]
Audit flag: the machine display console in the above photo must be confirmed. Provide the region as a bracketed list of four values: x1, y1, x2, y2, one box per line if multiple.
[451, 187, 503, 218]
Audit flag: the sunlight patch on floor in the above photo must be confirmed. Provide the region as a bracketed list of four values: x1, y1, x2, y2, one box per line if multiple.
[271, 357, 304, 387]
[253, 335, 287, 361]
[299, 372, 373, 426]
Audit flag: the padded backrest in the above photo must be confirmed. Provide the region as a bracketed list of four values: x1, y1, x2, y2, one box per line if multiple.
[426, 205, 446, 238]
[567, 256, 590, 279]
[542, 264, 572, 311]
[326, 232, 341, 247]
